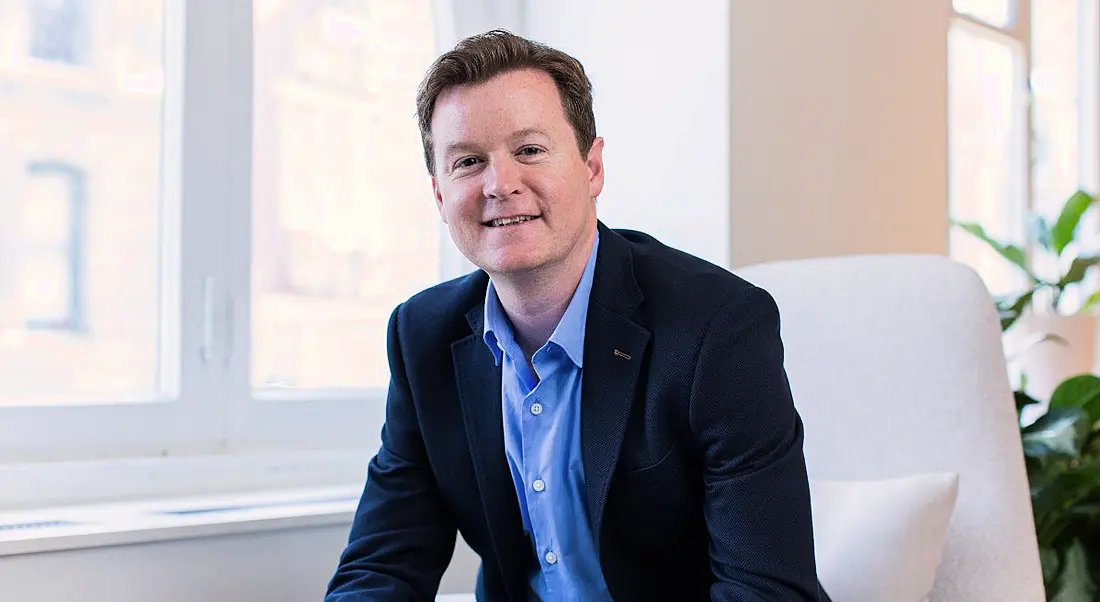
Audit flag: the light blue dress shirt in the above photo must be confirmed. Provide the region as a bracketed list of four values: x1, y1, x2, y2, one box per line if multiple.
[482, 232, 612, 602]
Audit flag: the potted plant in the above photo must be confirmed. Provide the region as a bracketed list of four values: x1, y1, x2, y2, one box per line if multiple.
[953, 189, 1100, 399]
[1015, 373, 1100, 599]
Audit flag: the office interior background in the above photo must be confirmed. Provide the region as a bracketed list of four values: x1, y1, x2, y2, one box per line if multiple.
[0, 0, 1097, 600]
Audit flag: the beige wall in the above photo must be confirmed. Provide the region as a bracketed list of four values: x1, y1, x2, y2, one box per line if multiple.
[729, 0, 953, 267]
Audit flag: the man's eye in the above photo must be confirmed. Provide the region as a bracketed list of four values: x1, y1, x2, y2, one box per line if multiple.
[518, 146, 543, 157]
[454, 157, 481, 169]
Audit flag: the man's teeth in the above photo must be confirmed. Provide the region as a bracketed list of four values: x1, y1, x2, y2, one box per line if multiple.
[491, 216, 536, 227]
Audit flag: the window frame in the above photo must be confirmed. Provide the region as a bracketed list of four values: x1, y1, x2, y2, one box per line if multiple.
[0, 0, 503, 508]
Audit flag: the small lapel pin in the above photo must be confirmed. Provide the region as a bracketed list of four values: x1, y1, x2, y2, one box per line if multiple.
[613, 349, 632, 360]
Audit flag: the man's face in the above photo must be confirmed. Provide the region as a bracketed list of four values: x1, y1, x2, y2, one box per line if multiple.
[430, 68, 605, 278]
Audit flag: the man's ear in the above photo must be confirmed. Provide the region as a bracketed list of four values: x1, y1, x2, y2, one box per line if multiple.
[432, 177, 447, 224]
[586, 137, 605, 199]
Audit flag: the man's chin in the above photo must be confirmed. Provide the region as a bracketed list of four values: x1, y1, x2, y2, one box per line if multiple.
[479, 253, 548, 277]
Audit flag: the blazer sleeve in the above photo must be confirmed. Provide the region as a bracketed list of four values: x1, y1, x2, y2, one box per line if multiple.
[325, 303, 458, 601]
[689, 285, 827, 602]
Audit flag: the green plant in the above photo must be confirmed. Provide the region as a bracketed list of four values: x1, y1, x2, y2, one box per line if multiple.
[1016, 374, 1100, 600]
[952, 189, 1100, 331]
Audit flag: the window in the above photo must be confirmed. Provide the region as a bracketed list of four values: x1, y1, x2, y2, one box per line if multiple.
[20, 161, 85, 332]
[0, 0, 459, 489]
[27, 0, 88, 66]
[948, 0, 1099, 295]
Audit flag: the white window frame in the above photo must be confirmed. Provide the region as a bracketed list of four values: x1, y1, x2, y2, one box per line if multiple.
[0, 0, 519, 508]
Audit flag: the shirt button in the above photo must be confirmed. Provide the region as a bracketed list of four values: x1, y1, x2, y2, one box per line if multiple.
[545, 551, 558, 565]
[530, 402, 543, 416]
[533, 479, 546, 492]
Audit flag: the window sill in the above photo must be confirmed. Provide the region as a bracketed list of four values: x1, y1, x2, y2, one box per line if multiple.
[0, 483, 361, 557]
[0, 447, 373, 513]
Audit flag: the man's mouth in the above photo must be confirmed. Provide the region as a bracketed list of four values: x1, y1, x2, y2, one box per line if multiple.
[485, 215, 539, 227]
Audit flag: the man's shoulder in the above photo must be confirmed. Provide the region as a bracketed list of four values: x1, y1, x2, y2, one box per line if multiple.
[392, 269, 488, 343]
[609, 227, 763, 313]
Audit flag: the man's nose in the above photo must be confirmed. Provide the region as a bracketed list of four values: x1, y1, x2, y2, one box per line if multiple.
[483, 158, 523, 199]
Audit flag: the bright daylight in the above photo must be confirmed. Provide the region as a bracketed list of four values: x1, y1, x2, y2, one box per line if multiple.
[0, 0, 1099, 601]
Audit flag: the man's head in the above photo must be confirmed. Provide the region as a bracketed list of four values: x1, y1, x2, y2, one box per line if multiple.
[417, 29, 605, 278]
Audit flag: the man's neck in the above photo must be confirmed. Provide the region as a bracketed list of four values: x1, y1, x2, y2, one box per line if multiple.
[492, 230, 596, 361]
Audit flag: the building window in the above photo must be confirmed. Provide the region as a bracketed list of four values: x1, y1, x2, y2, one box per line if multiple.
[27, 0, 89, 66]
[21, 161, 85, 332]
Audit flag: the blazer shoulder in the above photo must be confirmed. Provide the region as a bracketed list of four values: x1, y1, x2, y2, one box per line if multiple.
[612, 227, 768, 318]
[394, 269, 488, 345]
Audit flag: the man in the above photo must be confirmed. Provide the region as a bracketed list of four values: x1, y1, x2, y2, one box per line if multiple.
[326, 29, 829, 601]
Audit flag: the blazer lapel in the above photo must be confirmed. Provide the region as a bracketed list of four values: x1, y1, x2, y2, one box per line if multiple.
[453, 305, 529, 602]
[582, 224, 651, 550]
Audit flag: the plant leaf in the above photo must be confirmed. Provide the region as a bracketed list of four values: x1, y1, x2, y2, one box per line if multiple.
[1060, 255, 1100, 288]
[1016, 389, 1043, 416]
[1022, 407, 1091, 458]
[1031, 214, 1055, 252]
[1031, 463, 1100, 547]
[1005, 332, 1068, 363]
[1050, 375, 1100, 425]
[954, 221, 1034, 277]
[997, 290, 1036, 331]
[1050, 539, 1097, 602]
[1084, 290, 1100, 312]
[1053, 190, 1096, 256]
[1040, 546, 1061, 585]
[1066, 502, 1100, 519]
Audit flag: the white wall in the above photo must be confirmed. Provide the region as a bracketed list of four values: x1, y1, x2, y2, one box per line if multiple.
[525, 0, 732, 269]
[729, 0, 952, 267]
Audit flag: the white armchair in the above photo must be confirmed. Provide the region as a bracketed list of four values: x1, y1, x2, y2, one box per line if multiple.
[738, 253, 1044, 600]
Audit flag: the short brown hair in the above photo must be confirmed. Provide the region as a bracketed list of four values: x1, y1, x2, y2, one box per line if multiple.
[415, 29, 597, 175]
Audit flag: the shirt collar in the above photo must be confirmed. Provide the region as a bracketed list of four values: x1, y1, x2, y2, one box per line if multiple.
[482, 231, 600, 368]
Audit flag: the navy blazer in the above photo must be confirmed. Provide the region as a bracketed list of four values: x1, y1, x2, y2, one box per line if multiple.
[326, 223, 829, 601]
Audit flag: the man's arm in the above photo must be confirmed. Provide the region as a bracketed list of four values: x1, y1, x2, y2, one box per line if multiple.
[689, 285, 825, 601]
[325, 303, 458, 601]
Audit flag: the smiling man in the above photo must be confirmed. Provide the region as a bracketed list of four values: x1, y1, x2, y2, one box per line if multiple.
[325, 30, 830, 602]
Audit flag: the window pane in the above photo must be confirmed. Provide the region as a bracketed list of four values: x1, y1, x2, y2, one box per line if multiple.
[0, 1, 167, 402]
[953, 0, 1015, 28]
[948, 24, 1028, 297]
[252, 0, 440, 392]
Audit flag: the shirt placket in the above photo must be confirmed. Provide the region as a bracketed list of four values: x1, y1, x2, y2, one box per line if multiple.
[522, 362, 560, 598]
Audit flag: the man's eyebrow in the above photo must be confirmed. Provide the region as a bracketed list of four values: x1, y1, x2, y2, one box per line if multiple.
[510, 127, 551, 141]
[441, 141, 480, 159]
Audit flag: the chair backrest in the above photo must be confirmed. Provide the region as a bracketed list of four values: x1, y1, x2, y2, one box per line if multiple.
[737, 254, 1044, 601]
